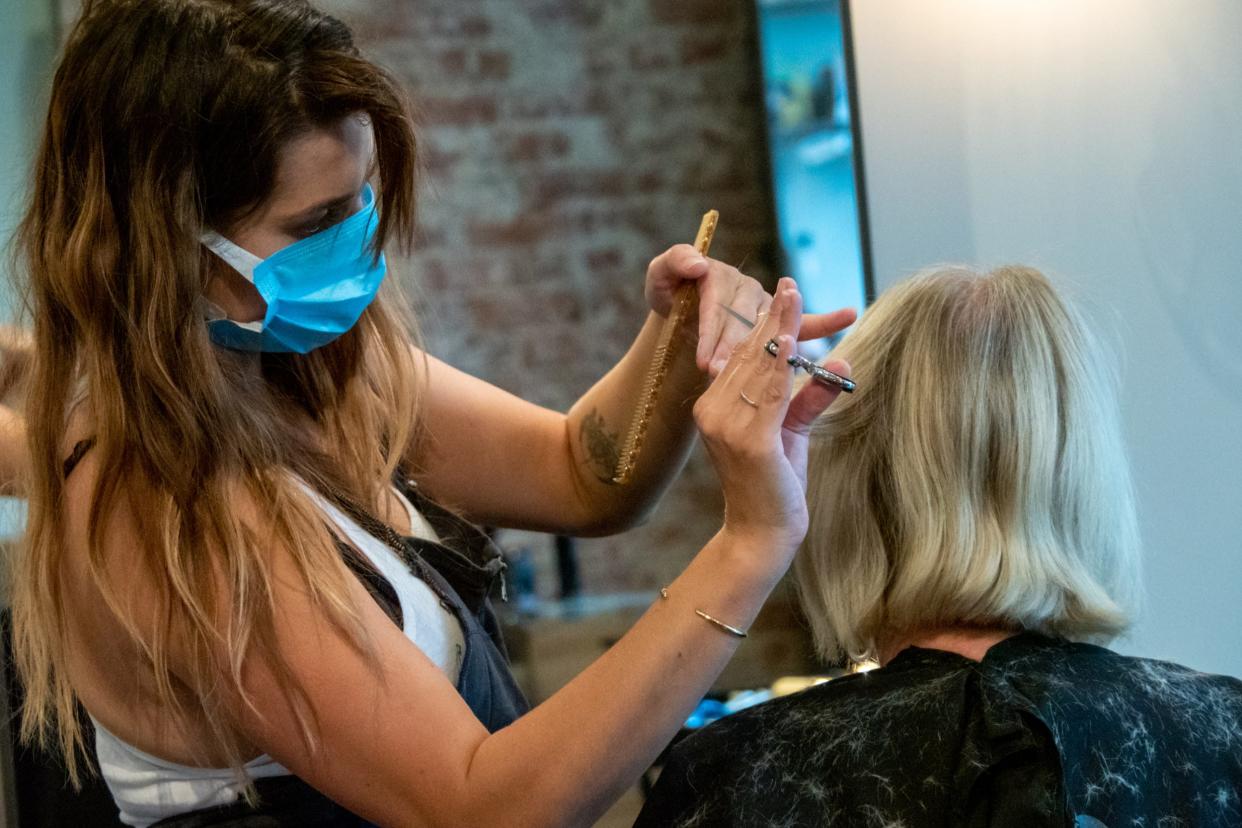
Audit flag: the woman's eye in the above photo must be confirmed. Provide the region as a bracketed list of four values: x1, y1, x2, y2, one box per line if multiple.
[297, 206, 349, 238]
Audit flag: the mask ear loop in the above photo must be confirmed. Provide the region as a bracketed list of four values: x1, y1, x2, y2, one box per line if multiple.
[199, 232, 267, 332]
[200, 231, 264, 284]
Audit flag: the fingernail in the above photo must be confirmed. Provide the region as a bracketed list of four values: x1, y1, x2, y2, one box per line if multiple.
[710, 359, 725, 375]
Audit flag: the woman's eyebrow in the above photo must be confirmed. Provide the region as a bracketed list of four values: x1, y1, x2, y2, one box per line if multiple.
[282, 191, 356, 223]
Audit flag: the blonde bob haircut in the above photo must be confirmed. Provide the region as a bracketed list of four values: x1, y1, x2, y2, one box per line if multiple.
[795, 265, 1141, 664]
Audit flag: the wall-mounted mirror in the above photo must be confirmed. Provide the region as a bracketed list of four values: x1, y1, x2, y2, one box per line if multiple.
[756, 0, 871, 347]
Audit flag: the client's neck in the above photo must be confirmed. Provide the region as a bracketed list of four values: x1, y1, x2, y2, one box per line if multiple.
[879, 626, 1019, 667]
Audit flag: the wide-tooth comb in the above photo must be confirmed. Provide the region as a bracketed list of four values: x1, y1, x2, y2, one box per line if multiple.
[612, 210, 719, 485]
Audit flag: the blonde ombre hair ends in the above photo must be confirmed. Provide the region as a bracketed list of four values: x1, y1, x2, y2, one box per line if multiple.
[795, 265, 1141, 664]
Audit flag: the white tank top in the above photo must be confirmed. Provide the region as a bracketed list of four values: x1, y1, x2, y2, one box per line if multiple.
[93, 481, 466, 827]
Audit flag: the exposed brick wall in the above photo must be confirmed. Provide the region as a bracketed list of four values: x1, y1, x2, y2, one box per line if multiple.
[322, 0, 779, 596]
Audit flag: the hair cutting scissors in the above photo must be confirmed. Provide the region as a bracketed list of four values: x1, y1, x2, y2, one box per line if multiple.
[720, 304, 856, 393]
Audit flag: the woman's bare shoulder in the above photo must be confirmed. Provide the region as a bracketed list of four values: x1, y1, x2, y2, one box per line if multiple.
[55, 403, 275, 764]
[54, 413, 178, 752]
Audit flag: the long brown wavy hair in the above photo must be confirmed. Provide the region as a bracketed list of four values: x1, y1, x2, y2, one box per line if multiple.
[10, 0, 426, 785]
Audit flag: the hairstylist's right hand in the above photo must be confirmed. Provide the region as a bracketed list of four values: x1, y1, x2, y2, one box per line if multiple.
[693, 279, 851, 554]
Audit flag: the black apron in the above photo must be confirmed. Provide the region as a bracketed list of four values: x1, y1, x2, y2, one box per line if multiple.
[143, 473, 531, 827]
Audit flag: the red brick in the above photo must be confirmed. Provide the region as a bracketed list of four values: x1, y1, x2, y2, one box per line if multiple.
[419, 95, 499, 126]
[535, 288, 583, 322]
[412, 223, 449, 250]
[418, 143, 464, 178]
[503, 88, 611, 120]
[585, 248, 624, 271]
[465, 294, 509, 328]
[683, 163, 754, 192]
[648, 0, 738, 25]
[565, 205, 632, 236]
[528, 0, 606, 26]
[417, 258, 453, 292]
[634, 170, 666, 193]
[478, 50, 512, 80]
[680, 33, 731, 66]
[454, 14, 493, 39]
[508, 256, 569, 287]
[629, 43, 673, 72]
[506, 132, 572, 163]
[437, 48, 468, 75]
[467, 214, 554, 247]
[360, 9, 494, 40]
[534, 170, 627, 204]
[584, 52, 616, 78]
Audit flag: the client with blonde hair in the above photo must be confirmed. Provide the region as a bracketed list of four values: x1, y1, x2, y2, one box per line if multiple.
[639, 265, 1242, 827]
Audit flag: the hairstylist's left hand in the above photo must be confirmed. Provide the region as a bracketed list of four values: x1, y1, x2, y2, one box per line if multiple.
[645, 244, 858, 378]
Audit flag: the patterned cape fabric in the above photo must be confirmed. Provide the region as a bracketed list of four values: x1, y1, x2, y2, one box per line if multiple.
[636, 633, 1242, 827]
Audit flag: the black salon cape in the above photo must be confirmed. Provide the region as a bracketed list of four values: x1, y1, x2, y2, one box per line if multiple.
[636, 633, 1242, 827]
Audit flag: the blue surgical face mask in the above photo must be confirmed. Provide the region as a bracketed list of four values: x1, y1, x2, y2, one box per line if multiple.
[199, 183, 386, 354]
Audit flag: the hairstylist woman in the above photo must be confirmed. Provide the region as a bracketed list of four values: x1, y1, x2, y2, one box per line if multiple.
[9, 2, 855, 825]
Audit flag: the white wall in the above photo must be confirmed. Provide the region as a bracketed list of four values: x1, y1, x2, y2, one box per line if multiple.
[851, 0, 1242, 676]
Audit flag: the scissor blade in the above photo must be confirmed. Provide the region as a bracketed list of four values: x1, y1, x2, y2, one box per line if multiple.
[720, 303, 757, 329]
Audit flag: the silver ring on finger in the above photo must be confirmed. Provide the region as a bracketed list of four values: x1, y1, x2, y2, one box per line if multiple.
[764, 338, 780, 357]
[739, 390, 760, 408]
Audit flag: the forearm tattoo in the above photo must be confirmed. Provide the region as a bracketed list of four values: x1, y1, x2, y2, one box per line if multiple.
[580, 408, 621, 484]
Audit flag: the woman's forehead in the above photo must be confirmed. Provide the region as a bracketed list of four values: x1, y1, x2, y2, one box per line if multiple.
[263, 115, 376, 221]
